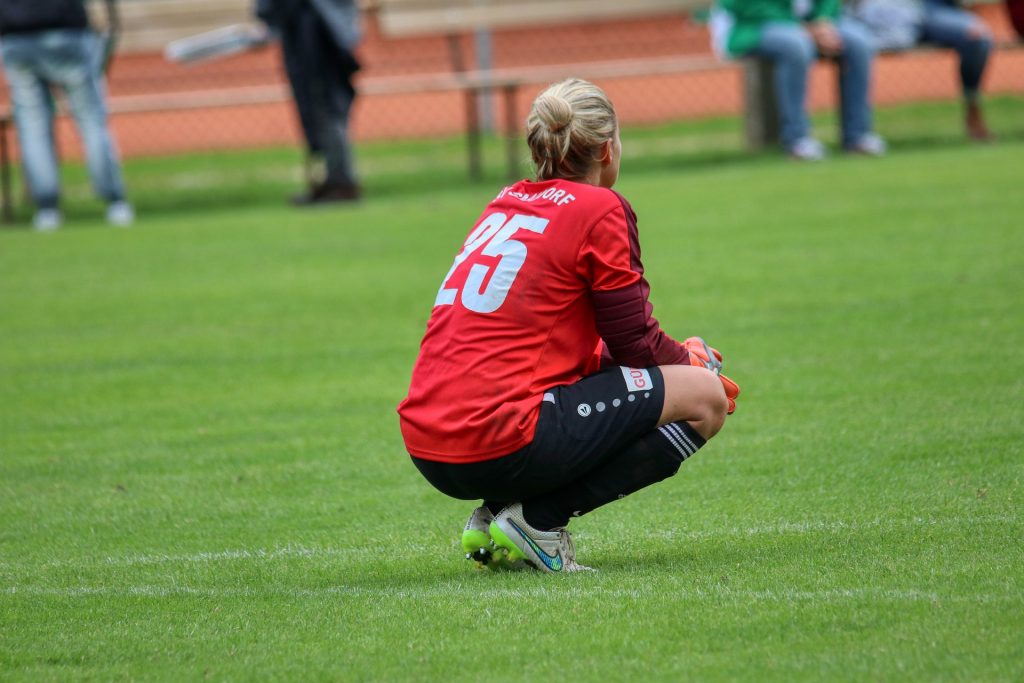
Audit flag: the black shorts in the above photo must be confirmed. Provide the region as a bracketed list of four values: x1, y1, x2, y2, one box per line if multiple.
[412, 365, 665, 502]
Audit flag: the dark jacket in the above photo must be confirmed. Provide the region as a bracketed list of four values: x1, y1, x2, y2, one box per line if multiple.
[256, 0, 361, 50]
[0, 0, 89, 35]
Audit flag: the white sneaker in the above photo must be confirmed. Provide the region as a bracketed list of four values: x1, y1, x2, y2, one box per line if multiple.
[847, 133, 887, 157]
[489, 502, 594, 573]
[32, 208, 62, 232]
[788, 137, 826, 161]
[461, 506, 526, 571]
[106, 201, 135, 227]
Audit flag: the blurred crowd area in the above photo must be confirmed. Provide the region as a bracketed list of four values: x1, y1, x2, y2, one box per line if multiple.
[0, 1, 1022, 160]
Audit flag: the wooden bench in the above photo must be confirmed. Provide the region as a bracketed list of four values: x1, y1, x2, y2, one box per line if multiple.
[85, 0, 255, 52]
[374, 0, 703, 35]
[741, 39, 1023, 150]
[368, 0, 717, 179]
[334, 0, 1024, 172]
[357, 58, 725, 181]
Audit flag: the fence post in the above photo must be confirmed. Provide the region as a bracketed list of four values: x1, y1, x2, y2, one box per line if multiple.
[503, 84, 519, 181]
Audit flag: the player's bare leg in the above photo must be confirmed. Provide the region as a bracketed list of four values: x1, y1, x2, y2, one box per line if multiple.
[657, 364, 728, 439]
[490, 363, 735, 570]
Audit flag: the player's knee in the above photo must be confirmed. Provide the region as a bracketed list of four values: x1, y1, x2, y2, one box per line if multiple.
[966, 21, 992, 43]
[699, 373, 728, 439]
[659, 365, 727, 438]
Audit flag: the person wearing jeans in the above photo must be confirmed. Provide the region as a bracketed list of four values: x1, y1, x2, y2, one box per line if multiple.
[711, 0, 886, 160]
[921, 1, 992, 139]
[850, 0, 994, 140]
[0, 0, 133, 230]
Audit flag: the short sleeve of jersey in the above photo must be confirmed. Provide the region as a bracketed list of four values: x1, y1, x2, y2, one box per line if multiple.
[577, 203, 641, 292]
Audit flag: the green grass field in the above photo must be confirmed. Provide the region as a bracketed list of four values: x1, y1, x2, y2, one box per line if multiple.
[1, 104, 1023, 681]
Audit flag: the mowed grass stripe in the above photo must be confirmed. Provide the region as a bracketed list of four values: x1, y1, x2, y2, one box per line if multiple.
[1, 125, 1022, 681]
[0, 512, 1017, 570]
[6, 585, 1020, 605]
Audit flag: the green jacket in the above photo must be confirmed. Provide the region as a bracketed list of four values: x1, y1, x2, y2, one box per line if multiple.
[720, 0, 841, 57]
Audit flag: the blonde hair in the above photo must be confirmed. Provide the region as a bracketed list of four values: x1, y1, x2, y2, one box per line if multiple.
[525, 78, 617, 182]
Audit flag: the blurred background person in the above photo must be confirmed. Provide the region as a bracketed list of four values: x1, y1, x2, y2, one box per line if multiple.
[256, 0, 362, 205]
[711, 0, 886, 160]
[1009, 0, 1024, 39]
[0, 0, 133, 231]
[851, 0, 994, 141]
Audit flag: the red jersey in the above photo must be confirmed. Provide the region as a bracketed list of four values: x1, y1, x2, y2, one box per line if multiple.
[398, 178, 688, 463]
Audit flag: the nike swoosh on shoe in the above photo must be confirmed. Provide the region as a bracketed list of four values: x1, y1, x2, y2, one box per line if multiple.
[509, 519, 563, 572]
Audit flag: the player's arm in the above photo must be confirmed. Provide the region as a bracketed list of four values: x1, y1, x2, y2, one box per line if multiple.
[580, 196, 689, 369]
[592, 282, 688, 368]
[592, 290, 739, 413]
[583, 195, 740, 412]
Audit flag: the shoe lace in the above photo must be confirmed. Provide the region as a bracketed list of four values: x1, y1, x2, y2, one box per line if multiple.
[556, 528, 586, 570]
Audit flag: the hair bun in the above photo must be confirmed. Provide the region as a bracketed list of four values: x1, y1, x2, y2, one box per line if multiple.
[538, 95, 573, 133]
[525, 78, 617, 182]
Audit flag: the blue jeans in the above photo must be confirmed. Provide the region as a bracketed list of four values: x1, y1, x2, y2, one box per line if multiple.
[0, 29, 126, 209]
[920, 1, 992, 101]
[752, 19, 877, 149]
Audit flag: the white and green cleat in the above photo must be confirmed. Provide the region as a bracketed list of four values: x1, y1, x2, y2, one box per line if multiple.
[461, 506, 527, 571]
[489, 502, 594, 573]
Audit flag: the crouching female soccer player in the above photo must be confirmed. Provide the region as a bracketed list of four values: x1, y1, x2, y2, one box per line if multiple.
[397, 78, 740, 573]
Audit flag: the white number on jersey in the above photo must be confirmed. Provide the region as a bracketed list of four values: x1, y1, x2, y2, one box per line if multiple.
[435, 212, 549, 313]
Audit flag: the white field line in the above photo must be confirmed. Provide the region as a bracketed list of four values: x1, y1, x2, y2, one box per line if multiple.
[3, 584, 1021, 605]
[0, 513, 1017, 572]
[637, 513, 1022, 543]
[101, 544, 388, 567]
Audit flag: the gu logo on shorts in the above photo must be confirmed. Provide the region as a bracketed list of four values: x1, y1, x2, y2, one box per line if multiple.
[620, 366, 652, 392]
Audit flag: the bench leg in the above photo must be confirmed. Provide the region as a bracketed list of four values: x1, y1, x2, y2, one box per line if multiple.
[0, 117, 12, 223]
[743, 58, 780, 150]
[446, 34, 483, 181]
[834, 58, 848, 147]
[464, 88, 482, 181]
[503, 84, 519, 181]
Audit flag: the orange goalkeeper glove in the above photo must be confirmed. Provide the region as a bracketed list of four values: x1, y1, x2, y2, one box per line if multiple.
[683, 336, 722, 374]
[684, 336, 740, 414]
[719, 373, 740, 415]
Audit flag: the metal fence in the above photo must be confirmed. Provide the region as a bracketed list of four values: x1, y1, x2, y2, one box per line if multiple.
[1, 2, 1022, 162]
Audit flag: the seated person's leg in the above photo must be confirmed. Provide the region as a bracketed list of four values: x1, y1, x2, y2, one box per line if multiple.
[751, 22, 817, 153]
[920, 2, 993, 138]
[834, 18, 883, 151]
[920, 1, 992, 52]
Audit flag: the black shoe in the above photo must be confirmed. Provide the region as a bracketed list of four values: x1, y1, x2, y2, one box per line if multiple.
[290, 182, 362, 206]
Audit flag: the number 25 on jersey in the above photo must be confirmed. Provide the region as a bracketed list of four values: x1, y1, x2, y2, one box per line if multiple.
[434, 212, 549, 314]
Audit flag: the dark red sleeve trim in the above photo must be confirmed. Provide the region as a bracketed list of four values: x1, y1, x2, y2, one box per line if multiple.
[592, 192, 689, 368]
[592, 284, 688, 368]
